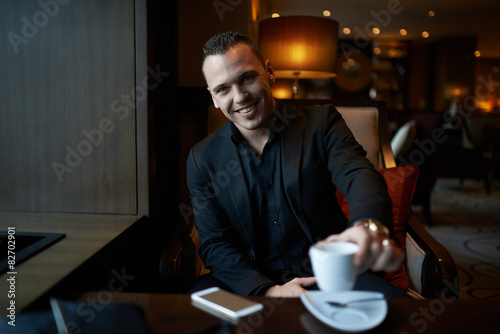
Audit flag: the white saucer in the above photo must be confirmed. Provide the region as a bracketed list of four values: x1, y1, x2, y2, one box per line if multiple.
[300, 291, 387, 333]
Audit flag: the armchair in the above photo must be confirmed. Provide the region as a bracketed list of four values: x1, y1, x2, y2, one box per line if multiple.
[160, 99, 458, 299]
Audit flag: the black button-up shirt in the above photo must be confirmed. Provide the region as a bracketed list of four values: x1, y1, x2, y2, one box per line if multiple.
[230, 122, 311, 286]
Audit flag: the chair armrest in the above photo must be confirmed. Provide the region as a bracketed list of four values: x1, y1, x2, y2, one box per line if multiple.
[159, 221, 199, 292]
[405, 212, 459, 298]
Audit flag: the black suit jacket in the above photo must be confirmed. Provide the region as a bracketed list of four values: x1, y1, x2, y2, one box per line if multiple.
[187, 101, 392, 295]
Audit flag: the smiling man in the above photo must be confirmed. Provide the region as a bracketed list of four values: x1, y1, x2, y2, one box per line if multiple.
[187, 31, 405, 298]
[202, 34, 276, 157]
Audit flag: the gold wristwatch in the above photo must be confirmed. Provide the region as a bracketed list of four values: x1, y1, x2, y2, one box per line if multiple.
[356, 219, 390, 238]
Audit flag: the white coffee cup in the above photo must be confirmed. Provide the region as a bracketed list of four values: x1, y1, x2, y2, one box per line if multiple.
[309, 241, 360, 292]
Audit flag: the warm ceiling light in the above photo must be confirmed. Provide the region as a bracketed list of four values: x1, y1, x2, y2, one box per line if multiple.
[372, 27, 380, 35]
[475, 50, 481, 57]
[259, 16, 339, 79]
[271, 13, 280, 18]
[373, 47, 381, 55]
[422, 31, 430, 38]
[388, 48, 402, 58]
[428, 11, 435, 17]
[400, 29, 407, 36]
[323, 10, 331, 17]
[343, 27, 351, 35]
[342, 58, 356, 70]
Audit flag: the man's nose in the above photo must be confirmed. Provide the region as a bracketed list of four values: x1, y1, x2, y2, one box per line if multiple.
[232, 86, 248, 103]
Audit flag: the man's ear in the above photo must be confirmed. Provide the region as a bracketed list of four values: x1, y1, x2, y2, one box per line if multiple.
[265, 60, 275, 84]
[207, 87, 219, 108]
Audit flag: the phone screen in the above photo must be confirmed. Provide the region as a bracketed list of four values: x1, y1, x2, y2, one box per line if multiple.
[199, 289, 259, 312]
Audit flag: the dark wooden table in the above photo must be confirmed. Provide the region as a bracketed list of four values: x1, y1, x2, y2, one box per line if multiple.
[76, 292, 500, 333]
[0, 213, 142, 317]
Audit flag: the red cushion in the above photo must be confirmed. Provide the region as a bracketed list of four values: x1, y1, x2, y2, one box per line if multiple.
[335, 165, 420, 291]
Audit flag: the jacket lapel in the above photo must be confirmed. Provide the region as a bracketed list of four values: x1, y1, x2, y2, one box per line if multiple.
[278, 104, 313, 242]
[215, 123, 256, 248]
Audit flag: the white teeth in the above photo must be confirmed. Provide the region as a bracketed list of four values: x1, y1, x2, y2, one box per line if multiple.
[239, 105, 254, 114]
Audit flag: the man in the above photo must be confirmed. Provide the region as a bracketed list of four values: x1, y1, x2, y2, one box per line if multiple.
[187, 31, 404, 297]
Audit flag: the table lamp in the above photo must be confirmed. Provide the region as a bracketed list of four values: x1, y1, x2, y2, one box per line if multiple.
[259, 16, 339, 98]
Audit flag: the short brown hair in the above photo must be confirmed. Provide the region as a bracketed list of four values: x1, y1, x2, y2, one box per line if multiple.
[201, 31, 266, 80]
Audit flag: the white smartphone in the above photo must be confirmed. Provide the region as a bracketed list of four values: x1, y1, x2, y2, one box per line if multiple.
[191, 287, 263, 322]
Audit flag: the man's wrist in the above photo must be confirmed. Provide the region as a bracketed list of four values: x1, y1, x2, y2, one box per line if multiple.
[254, 283, 277, 296]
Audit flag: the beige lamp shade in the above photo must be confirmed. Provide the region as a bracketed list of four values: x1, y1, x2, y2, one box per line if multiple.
[259, 16, 339, 79]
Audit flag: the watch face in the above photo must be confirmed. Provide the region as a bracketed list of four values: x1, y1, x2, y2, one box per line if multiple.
[367, 220, 389, 237]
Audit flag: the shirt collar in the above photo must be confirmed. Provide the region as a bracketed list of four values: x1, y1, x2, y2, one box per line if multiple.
[229, 122, 244, 147]
[229, 120, 279, 148]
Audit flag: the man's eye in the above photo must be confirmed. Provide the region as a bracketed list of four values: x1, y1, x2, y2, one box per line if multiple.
[216, 87, 228, 94]
[242, 75, 256, 83]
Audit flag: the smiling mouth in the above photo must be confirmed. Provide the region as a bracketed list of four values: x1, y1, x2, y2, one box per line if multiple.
[236, 102, 257, 114]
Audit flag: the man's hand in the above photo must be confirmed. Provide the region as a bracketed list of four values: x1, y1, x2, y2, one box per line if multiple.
[265, 277, 316, 297]
[322, 224, 404, 272]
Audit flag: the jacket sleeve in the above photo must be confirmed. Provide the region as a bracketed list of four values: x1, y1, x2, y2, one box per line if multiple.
[319, 105, 393, 229]
[186, 147, 275, 295]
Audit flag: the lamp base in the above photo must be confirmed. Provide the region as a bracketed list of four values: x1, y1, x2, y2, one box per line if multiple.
[292, 72, 300, 99]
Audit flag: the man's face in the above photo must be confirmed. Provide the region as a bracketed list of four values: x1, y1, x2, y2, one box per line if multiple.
[203, 44, 276, 135]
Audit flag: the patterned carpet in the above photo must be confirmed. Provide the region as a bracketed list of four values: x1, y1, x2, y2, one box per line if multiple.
[413, 178, 500, 300]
